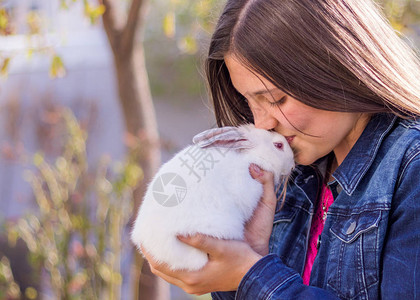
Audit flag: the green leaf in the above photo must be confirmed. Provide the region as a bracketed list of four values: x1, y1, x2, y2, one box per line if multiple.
[178, 35, 198, 54]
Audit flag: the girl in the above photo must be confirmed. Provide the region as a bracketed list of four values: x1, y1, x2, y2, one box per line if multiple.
[144, 0, 420, 298]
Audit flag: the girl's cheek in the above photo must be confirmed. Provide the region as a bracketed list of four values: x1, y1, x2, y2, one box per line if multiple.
[283, 114, 309, 133]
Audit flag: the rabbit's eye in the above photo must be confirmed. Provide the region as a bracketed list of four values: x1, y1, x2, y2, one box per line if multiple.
[274, 142, 284, 150]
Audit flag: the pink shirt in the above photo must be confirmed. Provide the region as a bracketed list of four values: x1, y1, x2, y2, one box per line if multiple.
[302, 184, 334, 285]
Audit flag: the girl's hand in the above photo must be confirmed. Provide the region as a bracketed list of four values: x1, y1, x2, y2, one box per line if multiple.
[142, 235, 262, 295]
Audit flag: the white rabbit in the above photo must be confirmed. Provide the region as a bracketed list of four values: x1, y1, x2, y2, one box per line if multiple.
[131, 124, 295, 271]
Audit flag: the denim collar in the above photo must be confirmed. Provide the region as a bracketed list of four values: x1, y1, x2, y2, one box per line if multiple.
[333, 113, 397, 196]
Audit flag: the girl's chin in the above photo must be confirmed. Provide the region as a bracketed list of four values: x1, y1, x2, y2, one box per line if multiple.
[293, 152, 318, 166]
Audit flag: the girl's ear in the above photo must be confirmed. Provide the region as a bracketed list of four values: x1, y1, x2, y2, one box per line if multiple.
[192, 127, 253, 150]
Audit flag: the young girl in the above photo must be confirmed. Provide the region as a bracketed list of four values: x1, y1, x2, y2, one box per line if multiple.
[143, 0, 420, 298]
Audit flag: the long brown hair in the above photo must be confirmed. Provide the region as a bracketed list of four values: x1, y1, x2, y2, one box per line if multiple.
[206, 0, 420, 127]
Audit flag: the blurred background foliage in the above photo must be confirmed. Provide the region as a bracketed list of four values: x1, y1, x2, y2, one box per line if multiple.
[0, 0, 224, 99]
[1, 0, 418, 99]
[377, 0, 420, 31]
[142, 0, 420, 100]
[0, 0, 419, 299]
[2, 108, 140, 299]
[0, 0, 222, 299]
[144, 0, 223, 100]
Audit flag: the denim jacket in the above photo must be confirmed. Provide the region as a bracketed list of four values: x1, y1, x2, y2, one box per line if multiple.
[212, 114, 420, 299]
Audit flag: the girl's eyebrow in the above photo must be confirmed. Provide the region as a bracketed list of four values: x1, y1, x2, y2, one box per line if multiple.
[245, 88, 281, 97]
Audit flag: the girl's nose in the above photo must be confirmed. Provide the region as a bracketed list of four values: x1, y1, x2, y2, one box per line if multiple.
[253, 109, 279, 131]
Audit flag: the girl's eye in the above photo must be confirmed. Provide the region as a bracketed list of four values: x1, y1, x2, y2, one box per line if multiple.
[268, 96, 287, 107]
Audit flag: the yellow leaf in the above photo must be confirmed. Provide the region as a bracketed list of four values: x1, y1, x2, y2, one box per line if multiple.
[33, 152, 44, 166]
[49, 55, 66, 79]
[390, 19, 404, 32]
[0, 9, 8, 30]
[84, 2, 105, 24]
[24, 287, 38, 300]
[94, 4, 106, 16]
[26, 48, 33, 59]
[163, 12, 176, 38]
[90, 5, 106, 24]
[1, 57, 10, 77]
[27, 11, 42, 35]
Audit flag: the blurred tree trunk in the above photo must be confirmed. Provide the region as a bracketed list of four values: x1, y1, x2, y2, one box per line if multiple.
[100, 0, 169, 299]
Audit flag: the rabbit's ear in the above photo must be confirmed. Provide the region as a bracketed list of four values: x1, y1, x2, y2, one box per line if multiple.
[192, 127, 253, 150]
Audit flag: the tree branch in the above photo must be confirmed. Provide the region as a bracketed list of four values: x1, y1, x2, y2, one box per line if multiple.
[99, 0, 122, 53]
[121, 0, 145, 55]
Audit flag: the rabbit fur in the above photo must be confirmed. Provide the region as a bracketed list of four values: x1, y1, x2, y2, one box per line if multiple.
[131, 124, 295, 271]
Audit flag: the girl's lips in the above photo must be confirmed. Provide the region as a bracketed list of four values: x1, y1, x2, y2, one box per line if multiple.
[286, 136, 295, 144]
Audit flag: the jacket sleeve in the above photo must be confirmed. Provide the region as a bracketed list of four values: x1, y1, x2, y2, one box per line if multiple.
[380, 151, 420, 299]
[212, 254, 339, 299]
